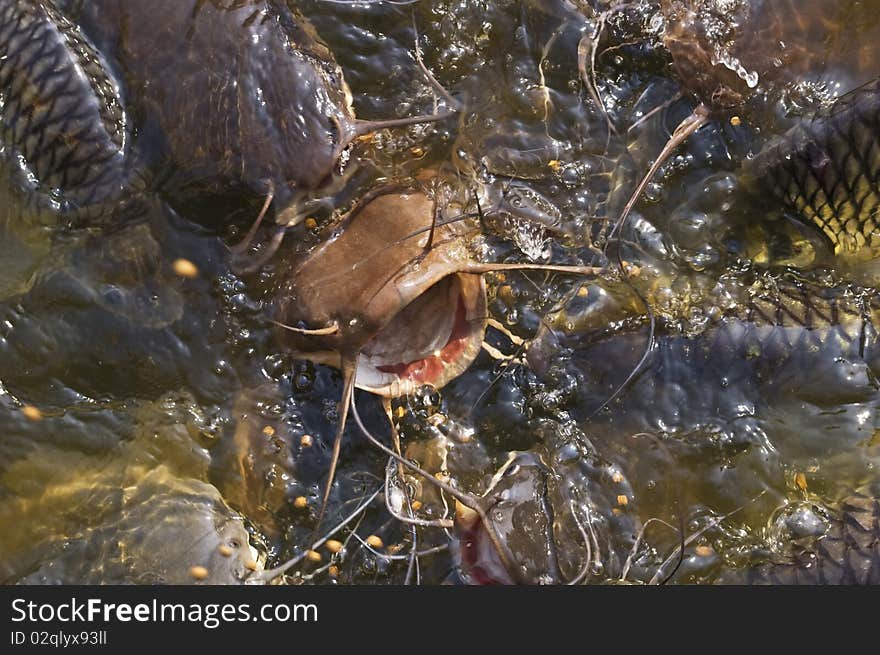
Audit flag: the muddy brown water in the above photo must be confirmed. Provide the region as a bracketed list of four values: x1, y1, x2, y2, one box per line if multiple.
[1, 0, 879, 584]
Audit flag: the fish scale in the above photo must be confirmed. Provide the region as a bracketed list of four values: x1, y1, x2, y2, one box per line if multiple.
[0, 0, 130, 217]
[726, 485, 880, 585]
[745, 78, 880, 259]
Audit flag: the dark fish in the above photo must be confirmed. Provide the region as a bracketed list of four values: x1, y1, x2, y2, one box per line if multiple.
[72, 0, 451, 223]
[17, 466, 262, 585]
[534, 278, 880, 436]
[722, 483, 880, 585]
[0, 0, 132, 218]
[742, 78, 880, 262]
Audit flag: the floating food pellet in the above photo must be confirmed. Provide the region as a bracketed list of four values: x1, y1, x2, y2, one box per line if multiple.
[262, 425, 275, 437]
[730, 116, 742, 126]
[611, 471, 624, 484]
[366, 535, 384, 549]
[293, 496, 309, 509]
[498, 285, 514, 304]
[218, 545, 233, 557]
[396, 406, 406, 419]
[617, 494, 629, 506]
[305, 217, 318, 229]
[411, 146, 425, 157]
[795, 472, 808, 491]
[548, 160, 562, 172]
[190, 566, 209, 580]
[388, 543, 404, 555]
[172, 258, 199, 278]
[410, 500, 423, 511]
[325, 540, 343, 554]
[434, 472, 450, 483]
[695, 545, 714, 557]
[328, 565, 339, 578]
[577, 286, 590, 298]
[306, 550, 322, 563]
[244, 559, 258, 571]
[300, 434, 314, 448]
[21, 405, 43, 421]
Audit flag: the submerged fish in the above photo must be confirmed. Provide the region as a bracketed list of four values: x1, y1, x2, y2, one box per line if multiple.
[742, 78, 880, 266]
[0, 0, 134, 218]
[70, 0, 453, 225]
[721, 482, 880, 585]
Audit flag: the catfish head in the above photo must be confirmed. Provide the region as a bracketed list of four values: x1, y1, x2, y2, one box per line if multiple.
[276, 181, 487, 398]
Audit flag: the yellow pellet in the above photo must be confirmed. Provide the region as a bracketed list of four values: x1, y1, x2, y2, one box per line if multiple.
[218, 545, 233, 557]
[21, 405, 43, 421]
[328, 565, 339, 578]
[795, 472, 808, 491]
[325, 540, 343, 554]
[293, 496, 309, 509]
[304, 217, 318, 229]
[172, 258, 199, 278]
[577, 286, 590, 298]
[411, 500, 423, 511]
[617, 494, 629, 506]
[262, 425, 275, 437]
[611, 471, 624, 483]
[695, 545, 715, 557]
[366, 535, 384, 549]
[730, 116, 742, 126]
[306, 550, 322, 563]
[300, 434, 314, 448]
[244, 559, 258, 571]
[190, 566, 209, 580]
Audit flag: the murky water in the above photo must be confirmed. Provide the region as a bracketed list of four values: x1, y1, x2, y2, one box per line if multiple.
[1, 0, 879, 584]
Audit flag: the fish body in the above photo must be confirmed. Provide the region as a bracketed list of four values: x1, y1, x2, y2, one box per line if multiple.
[724, 483, 880, 585]
[0, 0, 131, 218]
[72, 0, 357, 215]
[743, 78, 880, 262]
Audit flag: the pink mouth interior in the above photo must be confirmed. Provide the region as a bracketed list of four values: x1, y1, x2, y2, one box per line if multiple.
[356, 275, 481, 394]
[375, 296, 470, 386]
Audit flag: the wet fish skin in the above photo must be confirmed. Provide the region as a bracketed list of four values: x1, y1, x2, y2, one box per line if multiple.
[0, 0, 131, 217]
[743, 78, 880, 261]
[726, 484, 880, 585]
[73, 0, 355, 212]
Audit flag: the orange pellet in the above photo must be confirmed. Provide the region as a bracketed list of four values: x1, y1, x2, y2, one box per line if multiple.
[22, 405, 43, 421]
[190, 566, 209, 580]
[172, 258, 199, 278]
[366, 535, 384, 549]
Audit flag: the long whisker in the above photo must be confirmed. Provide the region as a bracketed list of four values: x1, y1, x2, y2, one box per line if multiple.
[249, 485, 382, 583]
[311, 360, 357, 540]
[349, 386, 526, 583]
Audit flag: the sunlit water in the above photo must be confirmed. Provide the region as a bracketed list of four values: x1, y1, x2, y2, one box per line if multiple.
[1, 0, 879, 584]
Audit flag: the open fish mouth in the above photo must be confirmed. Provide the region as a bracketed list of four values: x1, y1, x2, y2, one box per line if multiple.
[355, 272, 486, 397]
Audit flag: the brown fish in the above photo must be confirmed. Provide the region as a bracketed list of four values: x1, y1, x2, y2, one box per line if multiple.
[273, 174, 599, 540]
